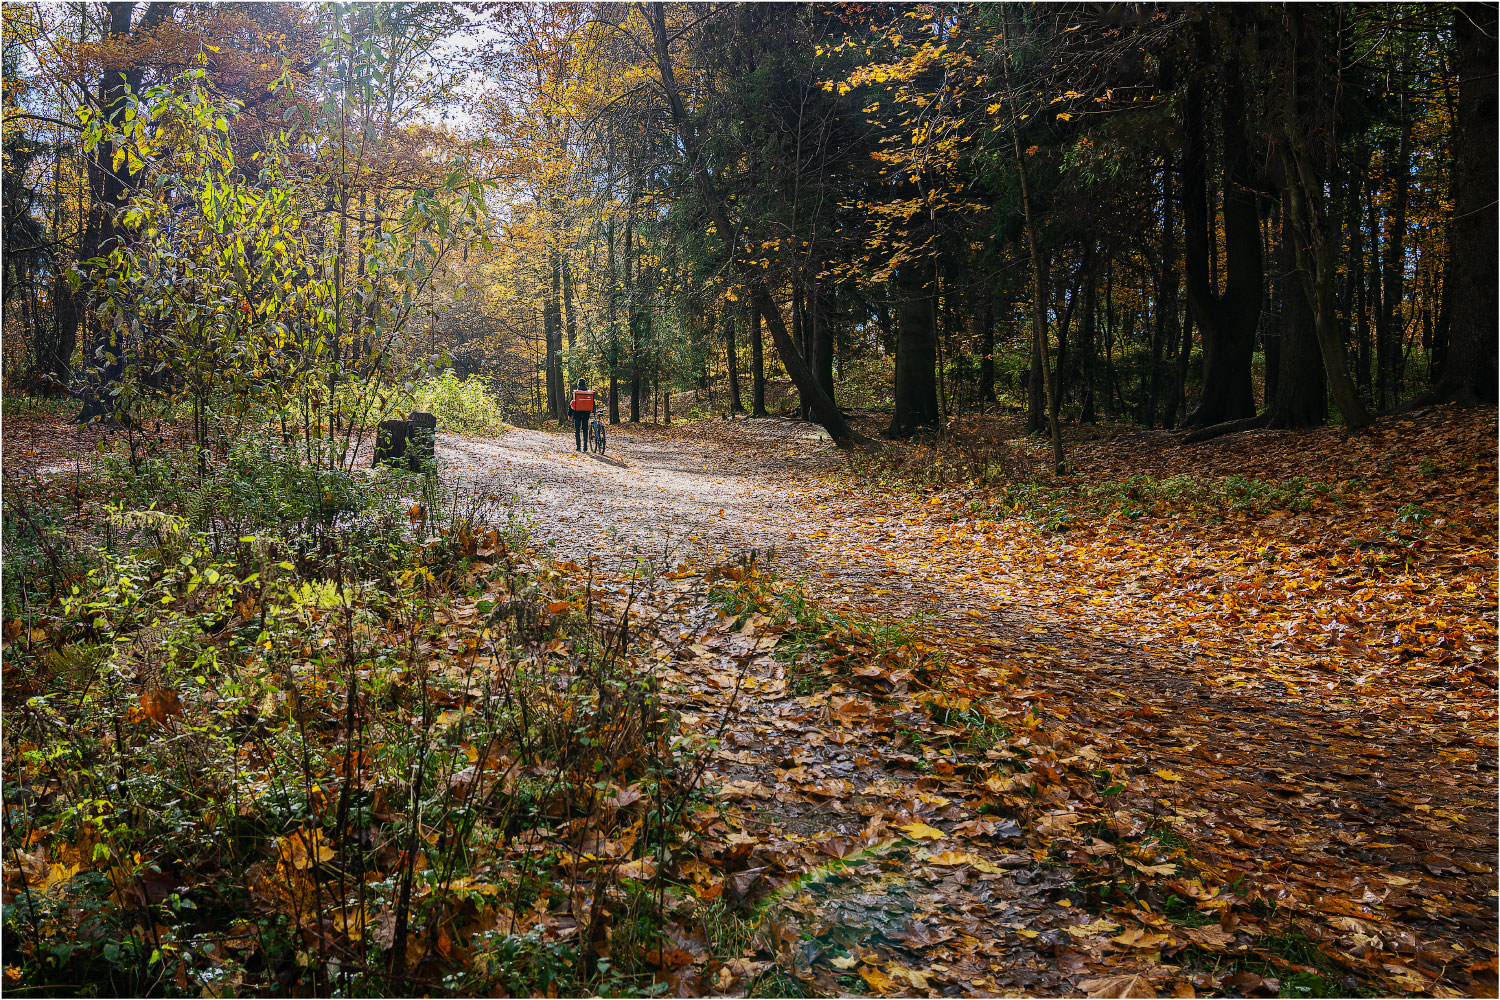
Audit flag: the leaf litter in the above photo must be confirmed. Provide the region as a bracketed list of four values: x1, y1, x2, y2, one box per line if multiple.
[460, 408, 1495, 998]
[7, 408, 1490, 997]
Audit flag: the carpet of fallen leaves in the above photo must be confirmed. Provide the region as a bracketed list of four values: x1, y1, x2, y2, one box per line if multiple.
[454, 407, 1495, 997]
[5, 404, 1494, 997]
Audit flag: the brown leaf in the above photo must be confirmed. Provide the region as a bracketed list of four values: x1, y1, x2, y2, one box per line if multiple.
[1078, 973, 1159, 998]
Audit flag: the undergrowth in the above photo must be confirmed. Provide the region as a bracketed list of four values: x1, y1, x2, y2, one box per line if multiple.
[706, 559, 941, 696]
[1, 430, 714, 997]
[848, 442, 1350, 532]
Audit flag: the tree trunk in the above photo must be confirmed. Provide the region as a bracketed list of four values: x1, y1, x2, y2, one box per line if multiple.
[793, 277, 809, 420]
[1376, 54, 1412, 409]
[1169, 312, 1193, 428]
[625, 214, 641, 423]
[1267, 189, 1326, 427]
[1000, 6, 1064, 472]
[886, 263, 940, 437]
[1429, 2, 1498, 405]
[1278, 6, 1371, 429]
[811, 277, 835, 410]
[1181, 16, 1262, 428]
[1027, 315, 1046, 433]
[976, 292, 996, 406]
[1151, 151, 1180, 428]
[648, 2, 859, 447]
[749, 302, 767, 416]
[546, 252, 565, 422]
[1080, 273, 1097, 424]
[562, 255, 578, 356]
[725, 310, 742, 413]
[606, 218, 621, 423]
[1350, 145, 1372, 391]
[76, 1, 172, 422]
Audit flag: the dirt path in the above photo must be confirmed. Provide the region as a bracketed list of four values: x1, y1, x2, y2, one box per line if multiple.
[439, 421, 832, 567]
[441, 423, 1099, 994]
[439, 420, 1496, 998]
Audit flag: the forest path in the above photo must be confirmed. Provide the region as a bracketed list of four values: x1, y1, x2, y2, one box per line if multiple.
[440, 421, 1094, 994]
[438, 417, 1495, 997]
[438, 420, 830, 569]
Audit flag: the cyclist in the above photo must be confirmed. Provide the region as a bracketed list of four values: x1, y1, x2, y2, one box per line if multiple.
[569, 378, 596, 452]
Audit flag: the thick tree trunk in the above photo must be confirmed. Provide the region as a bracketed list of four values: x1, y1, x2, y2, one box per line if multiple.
[1428, 2, 1498, 405]
[1150, 153, 1180, 428]
[1278, 6, 1371, 429]
[886, 263, 940, 437]
[1181, 17, 1262, 428]
[1169, 312, 1194, 428]
[76, 1, 172, 422]
[1267, 191, 1326, 427]
[811, 277, 835, 409]
[46, 269, 78, 394]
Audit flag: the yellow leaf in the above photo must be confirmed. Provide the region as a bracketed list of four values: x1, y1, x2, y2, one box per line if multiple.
[1110, 926, 1173, 950]
[39, 861, 82, 893]
[860, 966, 899, 994]
[898, 821, 946, 841]
[616, 857, 657, 880]
[1155, 769, 1184, 782]
[927, 849, 973, 866]
[280, 829, 335, 870]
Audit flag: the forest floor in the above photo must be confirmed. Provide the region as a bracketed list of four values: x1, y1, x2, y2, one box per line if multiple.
[439, 407, 1497, 999]
[3, 403, 1492, 997]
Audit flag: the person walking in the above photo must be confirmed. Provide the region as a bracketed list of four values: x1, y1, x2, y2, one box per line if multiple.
[569, 378, 596, 451]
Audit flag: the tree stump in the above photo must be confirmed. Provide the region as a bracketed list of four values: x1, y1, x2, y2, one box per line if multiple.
[374, 419, 409, 468]
[407, 411, 437, 472]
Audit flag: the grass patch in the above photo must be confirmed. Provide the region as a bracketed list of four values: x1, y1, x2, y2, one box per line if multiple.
[988, 472, 1347, 532]
[707, 560, 938, 695]
[1172, 933, 1360, 999]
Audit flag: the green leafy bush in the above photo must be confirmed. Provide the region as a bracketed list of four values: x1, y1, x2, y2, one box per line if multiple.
[404, 370, 508, 435]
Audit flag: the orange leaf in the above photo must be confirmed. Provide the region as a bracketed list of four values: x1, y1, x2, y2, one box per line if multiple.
[129, 688, 183, 726]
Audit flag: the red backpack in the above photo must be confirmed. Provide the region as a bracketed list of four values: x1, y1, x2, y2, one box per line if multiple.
[571, 389, 595, 412]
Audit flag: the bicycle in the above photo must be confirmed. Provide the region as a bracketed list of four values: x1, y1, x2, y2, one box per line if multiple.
[591, 409, 607, 454]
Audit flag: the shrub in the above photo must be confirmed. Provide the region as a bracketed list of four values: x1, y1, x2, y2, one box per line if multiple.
[405, 370, 508, 435]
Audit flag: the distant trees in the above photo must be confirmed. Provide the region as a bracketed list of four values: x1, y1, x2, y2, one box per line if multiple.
[2, 3, 1493, 442]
